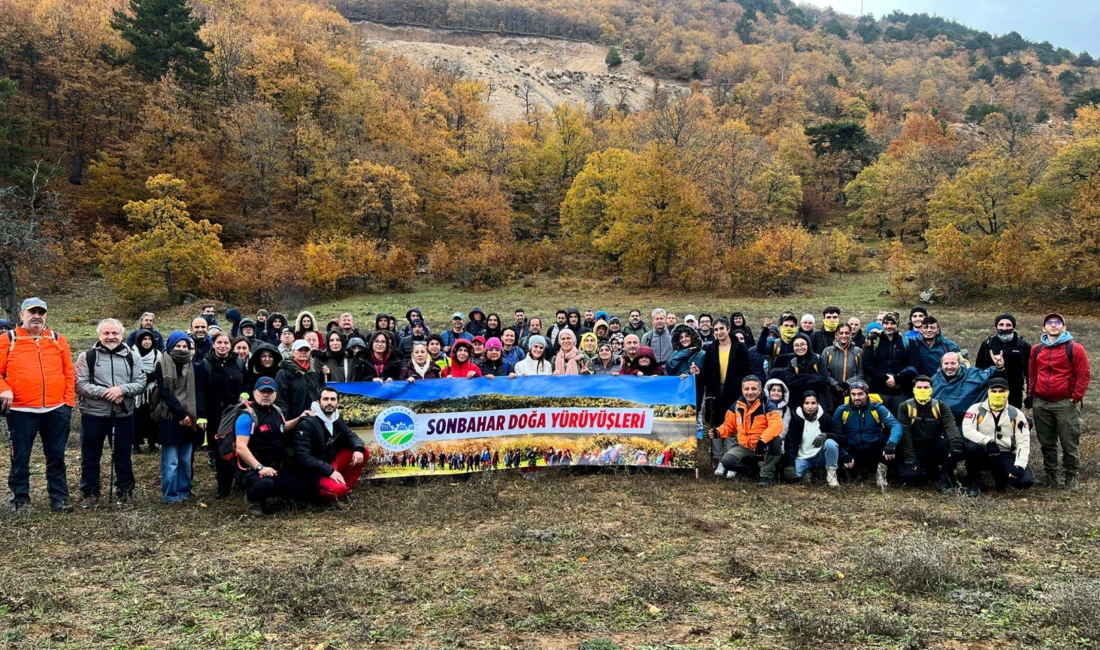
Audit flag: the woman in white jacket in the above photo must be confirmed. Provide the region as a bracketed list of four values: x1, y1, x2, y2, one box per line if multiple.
[513, 336, 554, 377]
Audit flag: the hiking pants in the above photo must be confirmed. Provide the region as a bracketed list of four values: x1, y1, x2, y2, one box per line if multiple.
[240, 466, 308, 503]
[317, 449, 365, 501]
[80, 413, 135, 498]
[964, 442, 1033, 490]
[7, 406, 71, 506]
[719, 440, 782, 480]
[897, 437, 957, 486]
[1033, 397, 1081, 479]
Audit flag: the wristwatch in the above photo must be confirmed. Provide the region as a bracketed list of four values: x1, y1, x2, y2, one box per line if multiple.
[255, 464, 265, 472]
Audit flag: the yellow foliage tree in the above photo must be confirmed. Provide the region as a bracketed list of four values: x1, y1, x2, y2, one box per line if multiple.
[100, 175, 224, 305]
[724, 225, 827, 295]
[345, 160, 421, 241]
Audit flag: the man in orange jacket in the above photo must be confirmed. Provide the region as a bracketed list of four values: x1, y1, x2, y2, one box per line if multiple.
[708, 375, 785, 486]
[0, 297, 76, 515]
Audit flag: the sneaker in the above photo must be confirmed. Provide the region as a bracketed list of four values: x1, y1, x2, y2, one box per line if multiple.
[875, 463, 889, 490]
[81, 496, 98, 510]
[826, 467, 839, 488]
[11, 502, 30, 516]
[758, 477, 774, 487]
[714, 465, 726, 477]
[725, 470, 738, 479]
[50, 499, 74, 513]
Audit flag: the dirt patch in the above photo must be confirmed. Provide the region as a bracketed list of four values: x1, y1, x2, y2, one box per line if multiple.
[355, 20, 683, 121]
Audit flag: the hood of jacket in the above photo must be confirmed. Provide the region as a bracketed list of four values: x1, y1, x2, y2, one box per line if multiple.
[671, 323, 702, 352]
[631, 345, 660, 375]
[1040, 331, 1074, 347]
[133, 328, 158, 353]
[294, 311, 317, 333]
[248, 342, 283, 375]
[268, 312, 288, 332]
[449, 339, 477, 368]
[764, 378, 790, 410]
[405, 307, 423, 324]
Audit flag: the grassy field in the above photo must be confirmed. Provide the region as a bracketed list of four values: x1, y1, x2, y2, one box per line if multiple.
[2, 275, 1100, 649]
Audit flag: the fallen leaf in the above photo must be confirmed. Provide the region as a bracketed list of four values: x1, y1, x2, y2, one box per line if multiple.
[836, 571, 845, 579]
[647, 603, 662, 615]
[577, 556, 587, 563]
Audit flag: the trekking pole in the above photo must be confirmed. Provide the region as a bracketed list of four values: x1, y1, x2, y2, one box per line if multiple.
[108, 405, 116, 507]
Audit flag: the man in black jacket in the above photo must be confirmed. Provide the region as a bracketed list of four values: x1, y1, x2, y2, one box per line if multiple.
[291, 387, 368, 501]
[698, 318, 753, 464]
[975, 313, 1030, 408]
[896, 376, 964, 493]
[235, 377, 312, 514]
[862, 311, 919, 415]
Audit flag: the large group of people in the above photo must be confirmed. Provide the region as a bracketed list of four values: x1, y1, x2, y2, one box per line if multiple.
[0, 298, 1090, 515]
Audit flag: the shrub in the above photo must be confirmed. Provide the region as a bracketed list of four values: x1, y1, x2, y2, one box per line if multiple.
[724, 225, 828, 296]
[1047, 580, 1100, 639]
[865, 531, 963, 594]
[885, 240, 919, 304]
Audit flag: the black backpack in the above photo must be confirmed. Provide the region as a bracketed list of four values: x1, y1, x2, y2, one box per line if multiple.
[215, 401, 256, 462]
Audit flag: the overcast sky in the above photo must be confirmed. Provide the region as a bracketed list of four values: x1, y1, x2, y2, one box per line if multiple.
[802, 0, 1098, 54]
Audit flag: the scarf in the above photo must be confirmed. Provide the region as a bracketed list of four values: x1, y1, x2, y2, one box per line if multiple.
[554, 346, 581, 375]
[310, 401, 339, 435]
[409, 356, 433, 378]
[158, 349, 197, 421]
[779, 325, 797, 344]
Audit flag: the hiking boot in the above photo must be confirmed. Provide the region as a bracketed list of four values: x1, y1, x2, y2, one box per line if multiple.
[246, 500, 265, 517]
[11, 501, 30, 516]
[714, 465, 726, 477]
[1037, 473, 1061, 489]
[758, 477, 774, 487]
[81, 496, 98, 510]
[50, 499, 74, 513]
[937, 471, 956, 495]
[826, 467, 839, 488]
[116, 491, 134, 506]
[875, 463, 889, 490]
[215, 489, 231, 500]
[725, 470, 738, 480]
[1065, 475, 1081, 491]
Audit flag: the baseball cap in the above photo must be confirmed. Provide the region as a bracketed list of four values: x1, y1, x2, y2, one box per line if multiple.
[291, 340, 311, 351]
[988, 378, 1010, 390]
[254, 377, 277, 392]
[452, 312, 464, 320]
[21, 297, 47, 311]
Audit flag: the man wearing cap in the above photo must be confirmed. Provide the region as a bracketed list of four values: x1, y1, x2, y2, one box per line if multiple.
[74, 318, 147, 508]
[862, 311, 920, 415]
[235, 377, 312, 514]
[962, 377, 1032, 496]
[975, 313, 1031, 408]
[276, 339, 325, 420]
[932, 351, 1005, 428]
[441, 312, 472, 354]
[276, 327, 296, 360]
[254, 309, 271, 341]
[832, 379, 902, 489]
[0, 298, 77, 514]
[189, 317, 212, 360]
[1029, 312, 1091, 490]
[125, 312, 164, 351]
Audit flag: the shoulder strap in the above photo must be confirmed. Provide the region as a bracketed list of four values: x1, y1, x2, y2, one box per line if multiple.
[871, 407, 881, 425]
[932, 401, 940, 420]
[905, 402, 915, 421]
[976, 404, 988, 425]
[7, 330, 15, 352]
[841, 407, 850, 425]
[86, 348, 98, 375]
[1066, 340, 1074, 365]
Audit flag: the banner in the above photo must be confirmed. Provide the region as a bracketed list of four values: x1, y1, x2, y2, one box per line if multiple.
[375, 405, 653, 452]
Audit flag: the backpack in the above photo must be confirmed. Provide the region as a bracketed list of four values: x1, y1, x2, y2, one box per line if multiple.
[840, 404, 882, 426]
[214, 401, 257, 462]
[6, 329, 59, 352]
[1031, 340, 1075, 366]
[904, 400, 941, 422]
[84, 347, 136, 385]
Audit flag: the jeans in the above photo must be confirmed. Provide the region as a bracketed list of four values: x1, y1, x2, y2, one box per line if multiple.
[318, 449, 365, 501]
[7, 406, 72, 506]
[80, 414, 135, 498]
[794, 439, 840, 477]
[964, 441, 1033, 490]
[1033, 397, 1081, 478]
[161, 443, 194, 503]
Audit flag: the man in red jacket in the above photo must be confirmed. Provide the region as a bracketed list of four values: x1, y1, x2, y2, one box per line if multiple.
[1028, 312, 1091, 490]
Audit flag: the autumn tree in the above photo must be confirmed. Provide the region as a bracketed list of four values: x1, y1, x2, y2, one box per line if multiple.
[100, 175, 223, 305]
[111, 0, 212, 85]
[0, 161, 63, 318]
[345, 160, 421, 242]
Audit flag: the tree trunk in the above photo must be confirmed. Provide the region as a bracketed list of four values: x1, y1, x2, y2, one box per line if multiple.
[68, 134, 85, 185]
[0, 260, 17, 320]
[165, 267, 176, 305]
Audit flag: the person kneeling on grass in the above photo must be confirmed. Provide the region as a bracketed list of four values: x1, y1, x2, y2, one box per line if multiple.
[782, 391, 842, 487]
[832, 380, 902, 489]
[896, 375, 964, 494]
[962, 378, 1033, 497]
[708, 375, 784, 487]
[235, 377, 313, 515]
[291, 387, 368, 503]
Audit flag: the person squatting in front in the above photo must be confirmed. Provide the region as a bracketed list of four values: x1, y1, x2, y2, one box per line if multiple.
[234, 377, 313, 515]
[708, 375, 784, 487]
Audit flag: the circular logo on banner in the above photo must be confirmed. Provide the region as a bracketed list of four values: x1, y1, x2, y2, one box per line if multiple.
[374, 406, 418, 452]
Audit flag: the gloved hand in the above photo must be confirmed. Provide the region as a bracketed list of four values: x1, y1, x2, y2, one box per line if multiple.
[949, 444, 964, 458]
[902, 458, 918, 473]
[1024, 396, 1034, 409]
[837, 382, 850, 394]
[1009, 466, 1026, 479]
[985, 441, 1000, 455]
[883, 442, 896, 456]
[755, 440, 768, 455]
[812, 433, 827, 447]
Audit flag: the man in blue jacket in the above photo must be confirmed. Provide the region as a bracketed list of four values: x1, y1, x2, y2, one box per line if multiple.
[833, 379, 902, 489]
[915, 316, 961, 377]
[932, 351, 1005, 427]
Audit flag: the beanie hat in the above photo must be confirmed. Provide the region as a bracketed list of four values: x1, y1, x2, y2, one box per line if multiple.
[257, 309, 269, 317]
[348, 337, 366, 349]
[994, 313, 1016, 328]
[226, 308, 242, 324]
[166, 330, 191, 351]
[485, 337, 503, 350]
[909, 306, 928, 318]
[528, 335, 548, 348]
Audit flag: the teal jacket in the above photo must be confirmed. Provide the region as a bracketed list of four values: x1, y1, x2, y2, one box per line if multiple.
[932, 366, 1003, 422]
[832, 402, 902, 453]
[915, 334, 961, 376]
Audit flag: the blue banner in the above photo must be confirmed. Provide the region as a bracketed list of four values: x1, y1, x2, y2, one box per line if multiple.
[329, 375, 696, 406]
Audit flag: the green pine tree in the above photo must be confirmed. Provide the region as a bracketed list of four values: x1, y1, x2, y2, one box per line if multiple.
[111, 0, 212, 85]
[605, 47, 623, 68]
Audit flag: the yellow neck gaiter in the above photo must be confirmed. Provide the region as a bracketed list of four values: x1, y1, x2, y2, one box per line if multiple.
[988, 392, 1009, 411]
[913, 388, 933, 405]
[824, 320, 839, 333]
[779, 325, 797, 344]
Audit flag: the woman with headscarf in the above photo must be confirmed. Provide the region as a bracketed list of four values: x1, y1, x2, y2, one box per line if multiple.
[155, 331, 202, 504]
[264, 313, 288, 345]
[197, 330, 245, 498]
[131, 328, 161, 454]
[441, 339, 483, 379]
[401, 341, 442, 382]
[627, 346, 664, 377]
[729, 312, 756, 347]
[513, 336, 554, 376]
[580, 332, 599, 359]
[785, 332, 833, 416]
[245, 342, 281, 387]
[553, 329, 587, 376]
[319, 330, 352, 383]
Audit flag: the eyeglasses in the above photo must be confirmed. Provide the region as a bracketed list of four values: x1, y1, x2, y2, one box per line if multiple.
[1045, 319, 1063, 326]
